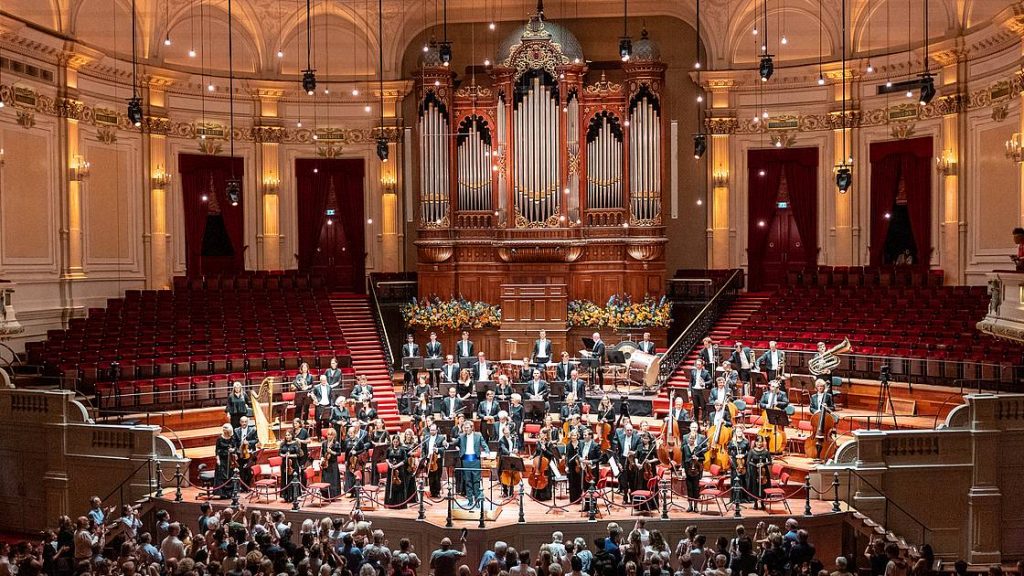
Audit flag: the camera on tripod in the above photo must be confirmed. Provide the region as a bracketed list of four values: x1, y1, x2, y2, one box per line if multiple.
[879, 364, 891, 382]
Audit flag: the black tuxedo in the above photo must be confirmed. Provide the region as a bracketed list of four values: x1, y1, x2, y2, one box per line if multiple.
[757, 349, 786, 380]
[233, 425, 259, 486]
[440, 363, 459, 384]
[425, 340, 443, 358]
[591, 340, 607, 387]
[472, 360, 492, 382]
[809, 392, 834, 414]
[525, 379, 549, 400]
[699, 346, 717, 367]
[708, 386, 731, 406]
[665, 407, 690, 437]
[612, 431, 640, 494]
[532, 339, 553, 363]
[441, 396, 463, 419]
[456, 339, 474, 360]
[478, 399, 500, 441]
[682, 433, 708, 506]
[402, 343, 420, 358]
[638, 340, 656, 354]
[555, 361, 574, 381]
[689, 368, 712, 423]
[707, 407, 733, 427]
[423, 433, 446, 496]
[758, 390, 790, 410]
[566, 377, 587, 401]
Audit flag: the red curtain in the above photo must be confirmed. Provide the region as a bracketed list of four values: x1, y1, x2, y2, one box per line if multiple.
[295, 159, 366, 291]
[748, 148, 819, 268]
[869, 137, 932, 266]
[179, 154, 245, 276]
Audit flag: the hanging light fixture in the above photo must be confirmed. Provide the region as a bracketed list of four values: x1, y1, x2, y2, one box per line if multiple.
[619, 0, 631, 61]
[376, 0, 389, 162]
[163, 0, 172, 45]
[835, 0, 852, 193]
[439, 0, 453, 66]
[127, 0, 143, 127]
[918, 0, 936, 105]
[693, 134, 707, 159]
[758, 0, 773, 81]
[815, 0, 824, 85]
[692, 0, 706, 161]
[301, 0, 316, 95]
[225, 0, 240, 206]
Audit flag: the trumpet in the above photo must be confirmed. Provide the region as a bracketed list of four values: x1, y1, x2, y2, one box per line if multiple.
[809, 338, 853, 376]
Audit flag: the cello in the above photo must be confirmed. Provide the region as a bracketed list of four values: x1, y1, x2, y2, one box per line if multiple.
[704, 412, 733, 470]
[803, 394, 838, 460]
[657, 392, 683, 467]
[527, 435, 552, 492]
[756, 380, 788, 454]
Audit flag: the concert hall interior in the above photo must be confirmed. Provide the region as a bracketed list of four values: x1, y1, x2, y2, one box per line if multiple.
[1, 0, 1024, 574]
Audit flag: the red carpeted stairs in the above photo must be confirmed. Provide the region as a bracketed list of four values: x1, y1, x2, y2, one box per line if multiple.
[331, 294, 401, 431]
[654, 291, 775, 414]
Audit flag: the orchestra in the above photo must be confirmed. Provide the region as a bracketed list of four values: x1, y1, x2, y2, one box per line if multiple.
[211, 330, 850, 516]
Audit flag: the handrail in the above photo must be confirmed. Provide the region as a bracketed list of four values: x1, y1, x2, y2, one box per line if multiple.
[0, 342, 21, 383]
[658, 269, 744, 386]
[844, 467, 932, 546]
[367, 277, 396, 377]
[100, 456, 155, 511]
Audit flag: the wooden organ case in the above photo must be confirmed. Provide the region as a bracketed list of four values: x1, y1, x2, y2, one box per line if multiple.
[413, 10, 668, 354]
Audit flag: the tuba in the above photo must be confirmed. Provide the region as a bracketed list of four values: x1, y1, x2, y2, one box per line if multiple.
[808, 338, 852, 376]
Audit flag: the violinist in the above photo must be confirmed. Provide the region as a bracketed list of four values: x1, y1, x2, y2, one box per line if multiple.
[682, 422, 707, 512]
[809, 379, 835, 415]
[342, 424, 367, 495]
[423, 423, 447, 498]
[293, 417, 313, 466]
[633, 432, 659, 511]
[561, 393, 583, 421]
[564, 429, 584, 504]
[747, 435, 773, 510]
[531, 429, 558, 502]
[758, 380, 789, 411]
[411, 393, 432, 431]
[478, 389, 500, 442]
[279, 430, 302, 503]
[441, 386, 463, 420]
[613, 423, 640, 497]
[543, 415, 561, 444]
[578, 427, 602, 484]
[491, 373, 512, 401]
[232, 415, 259, 489]
[566, 369, 587, 402]
[321, 428, 343, 498]
[385, 434, 411, 508]
[727, 423, 750, 503]
[214, 424, 234, 499]
[330, 396, 351, 438]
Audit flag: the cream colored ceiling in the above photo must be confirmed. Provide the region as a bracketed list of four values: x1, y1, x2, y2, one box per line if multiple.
[0, 0, 1019, 80]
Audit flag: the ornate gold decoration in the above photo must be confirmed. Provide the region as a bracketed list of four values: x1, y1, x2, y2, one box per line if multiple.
[706, 117, 738, 134]
[584, 72, 621, 96]
[769, 132, 797, 148]
[416, 245, 454, 263]
[992, 104, 1009, 122]
[890, 123, 917, 140]
[626, 243, 664, 262]
[16, 111, 35, 128]
[96, 126, 118, 144]
[198, 138, 223, 155]
[56, 98, 85, 120]
[455, 84, 492, 99]
[316, 142, 345, 158]
[252, 126, 285, 143]
[143, 116, 171, 134]
[496, 244, 584, 263]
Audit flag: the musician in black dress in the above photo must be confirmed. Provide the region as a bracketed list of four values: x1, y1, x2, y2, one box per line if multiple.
[329, 397, 351, 439]
[232, 416, 259, 489]
[411, 393, 433, 432]
[357, 398, 377, 425]
[564, 429, 583, 503]
[225, 382, 249, 429]
[342, 424, 366, 495]
[385, 434, 411, 507]
[321, 428, 343, 498]
[531, 431, 557, 502]
[727, 423, 751, 503]
[633, 433, 659, 511]
[747, 435, 773, 510]
[509, 394, 525, 446]
[214, 424, 235, 498]
[293, 418, 313, 467]
[681, 422, 707, 512]
[279, 430, 303, 502]
[293, 363, 315, 422]
[495, 374, 514, 401]
[412, 373, 432, 403]
[324, 357, 343, 388]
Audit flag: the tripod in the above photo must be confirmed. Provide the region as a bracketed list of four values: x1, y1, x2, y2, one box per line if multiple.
[874, 368, 899, 430]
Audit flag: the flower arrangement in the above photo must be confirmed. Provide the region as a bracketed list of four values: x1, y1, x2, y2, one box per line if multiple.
[567, 294, 672, 328]
[401, 296, 502, 330]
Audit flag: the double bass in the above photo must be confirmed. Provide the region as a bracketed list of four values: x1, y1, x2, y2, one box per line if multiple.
[527, 436, 552, 492]
[803, 398, 838, 461]
[756, 381, 788, 454]
[657, 392, 683, 467]
[704, 415, 733, 470]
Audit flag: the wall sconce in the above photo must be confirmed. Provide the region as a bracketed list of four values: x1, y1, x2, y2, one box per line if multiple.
[262, 176, 281, 195]
[935, 150, 957, 176]
[380, 173, 397, 194]
[712, 169, 729, 188]
[151, 165, 172, 189]
[1006, 133, 1023, 163]
[69, 155, 91, 181]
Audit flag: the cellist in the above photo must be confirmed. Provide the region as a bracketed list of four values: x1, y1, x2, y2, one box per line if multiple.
[497, 422, 519, 497]
[809, 379, 835, 415]
[530, 428, 558, 503]
[682, 422, 707, 512]
[727, 423, 750, 503]
[595, 395, 616, 450]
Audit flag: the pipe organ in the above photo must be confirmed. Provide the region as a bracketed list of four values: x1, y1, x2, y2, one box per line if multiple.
[413, 12, 669, 342]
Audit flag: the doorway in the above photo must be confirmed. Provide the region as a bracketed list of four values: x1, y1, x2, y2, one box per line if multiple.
[295, 158, 366, 292]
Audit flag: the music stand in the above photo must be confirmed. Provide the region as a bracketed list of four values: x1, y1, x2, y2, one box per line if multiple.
[499, 455, 525, 476]
[581, 337, 595, 350]
[534, 355, 550, 366]
[459, 357, 475, 370]
[525, 399, 546, 422]
[764, 408, 790, 428]
[443, 449, 460, 477]
[424, 357, 443, 370]
[550, 380, 565, 399]
[436, 419, 456, 437]
[403, 356, 424, 370]
[607, 350, 625, 364]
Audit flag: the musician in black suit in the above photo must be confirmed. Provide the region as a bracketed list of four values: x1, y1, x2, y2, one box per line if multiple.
[698, 337, 717, 368]
[689, 358, 712, 425]
[232, 416, 260, 488]
[560, 393, 582, 420]
[477, 389, 500, 442]
[681, 422, 707, 511]
[441, 386, 463, 420]
[758, 379, 789, 410]
[402, 334, 420, 385]
[496, 422, 518, 497]
[311, 375, 334, 434]
[591, 332, 607, 388]
[525, 370, 550, 401]
[425, 332, 443, 358]
[757, 341, 786, 383]
[457, 420, 491, 508]
[439, 355, 460, 386]
[422, 423, 447, 498]
[472, 352, 492, 382]
[708, 376, 732, 409]
[638, 332, 657, 354]
[456, 331, 474, 362]
[555, 352, 574, 381]
[532, 330, 553, 365]
[664, 395, 690, 440]
[708, 399, 733, 428]
[612, 424, 640, 497]
[808, 378, 835, 415]
[350, 375, 373, 403]
[729, 342, 756, 395]
[566, 369, 587, 402]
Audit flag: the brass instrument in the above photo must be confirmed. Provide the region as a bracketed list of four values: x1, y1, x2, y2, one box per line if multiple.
[809, 338, 852, 376]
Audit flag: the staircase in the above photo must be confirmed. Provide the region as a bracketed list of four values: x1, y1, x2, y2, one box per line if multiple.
[330, 294, 401, 431]
[656, 291, 774, 410]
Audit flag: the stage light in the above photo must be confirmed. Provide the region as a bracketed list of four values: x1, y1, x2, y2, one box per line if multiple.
[835, 166, 853, 192]
[376, 137, 389, 162]
[817, 75, 825, 86]
[277, 50, 284, 58]
[619, 37, 632, 62]
[189, 49, 197, 58]
[302, 69, 317, 95]
[866, 62, 874, 73]
[759, 55, 774, 82]
[489, 22, 496, 30]
[127, 97, 143, 127]
[226, 178, 241, 206]
[438, 42, 453, 65]
[919, 74, 936, 105]
[164, 37, 171, 46]
[693, 134, 707, 159]
[352, 88, 360, 96]
[781, 35, 788, 45]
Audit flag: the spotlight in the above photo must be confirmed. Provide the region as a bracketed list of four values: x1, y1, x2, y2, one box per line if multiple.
[422, 44, 430, 52]
[277, 50, 284, 58]
[866, 62, 874, 73]
[835, 166, 853, 192]
[781, 35, 788, 45]
[376, 137, 389, 162]
[693, 133, 707, 159]
[189, 49, 197, 58]
[127, 96, 143, 127]
[226, 178, 241, 206]
[438, 42, 453, 65]
[619, 37, 632, 62]
[296, 120, 302, 128]
[817, 75, 825, 86]
[484, 59, 491, 66]
[694, 61, 701, 69]
[302, 69, 317, 95]
[758, 54, 774, 82]
[919, 74, 936, 105]
[364, 104, 372, 113]
[696, 94, 703, 103]
[164, 37, 171, 46]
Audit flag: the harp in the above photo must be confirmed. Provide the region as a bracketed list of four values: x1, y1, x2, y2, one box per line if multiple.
[250, 377, 279, 449]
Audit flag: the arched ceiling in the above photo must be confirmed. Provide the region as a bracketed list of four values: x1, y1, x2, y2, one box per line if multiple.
[0, 0, 1018, 83]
